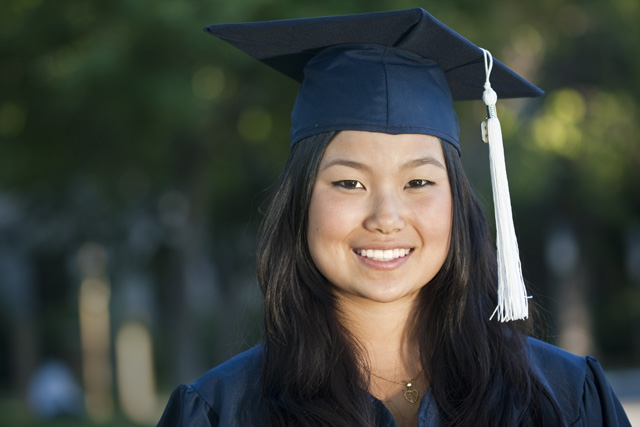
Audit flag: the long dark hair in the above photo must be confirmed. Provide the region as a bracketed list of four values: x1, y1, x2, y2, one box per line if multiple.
[256, 131, 562, 426]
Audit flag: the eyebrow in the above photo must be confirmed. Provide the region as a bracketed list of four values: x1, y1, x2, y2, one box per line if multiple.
[320, 156, 445, 172]
[320, 159, 369, 172]
[402, 156, 446, 170]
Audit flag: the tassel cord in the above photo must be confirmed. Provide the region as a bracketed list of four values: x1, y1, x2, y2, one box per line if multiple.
[480, 48, 529, 322]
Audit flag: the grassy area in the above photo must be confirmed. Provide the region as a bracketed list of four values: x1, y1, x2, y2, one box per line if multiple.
[0, 398, 152, 427]
[1, 417, 148, 427]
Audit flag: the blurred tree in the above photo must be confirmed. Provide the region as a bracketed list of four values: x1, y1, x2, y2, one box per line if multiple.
[0, 0, 639, 423]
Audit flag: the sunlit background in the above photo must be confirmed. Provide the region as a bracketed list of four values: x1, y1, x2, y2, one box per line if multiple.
[1, 0, 639, 425]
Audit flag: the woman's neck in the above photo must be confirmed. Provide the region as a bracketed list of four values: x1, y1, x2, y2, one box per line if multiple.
[337, 296, 425, 427]
[336, 296, 421, 380]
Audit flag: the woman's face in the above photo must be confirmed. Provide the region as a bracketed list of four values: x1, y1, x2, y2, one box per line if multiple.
[307, 131, 453, 305]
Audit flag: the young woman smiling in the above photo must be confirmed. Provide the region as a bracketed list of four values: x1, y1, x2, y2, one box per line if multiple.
[157, 8, 631, 427]
[254, 130, 550, 427]
[306, 131, 452, 425]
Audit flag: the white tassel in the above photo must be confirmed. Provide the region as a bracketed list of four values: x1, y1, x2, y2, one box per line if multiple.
[480, 49, 530, 322]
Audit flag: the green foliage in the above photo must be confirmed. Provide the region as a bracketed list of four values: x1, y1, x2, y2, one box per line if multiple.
[1, 1, 639, 424]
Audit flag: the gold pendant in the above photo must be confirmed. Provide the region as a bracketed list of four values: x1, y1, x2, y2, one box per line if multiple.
[403, 382, 419, 404]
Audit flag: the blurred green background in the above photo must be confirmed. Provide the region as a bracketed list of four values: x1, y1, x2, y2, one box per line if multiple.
[1, 0, 639, 425]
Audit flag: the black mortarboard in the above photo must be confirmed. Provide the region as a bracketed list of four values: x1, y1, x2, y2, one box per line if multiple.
[205, 8, 539, 322]
[204, 8, 542, 152]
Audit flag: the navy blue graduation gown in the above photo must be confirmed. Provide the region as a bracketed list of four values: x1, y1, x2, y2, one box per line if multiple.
[157, 338, 631, 426]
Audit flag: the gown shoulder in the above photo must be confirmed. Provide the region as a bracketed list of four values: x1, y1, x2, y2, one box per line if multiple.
[156, 346, 263, 427]
[526, 337, 631, 426]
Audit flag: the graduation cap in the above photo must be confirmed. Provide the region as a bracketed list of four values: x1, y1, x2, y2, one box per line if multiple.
[204, 8, 541, 322]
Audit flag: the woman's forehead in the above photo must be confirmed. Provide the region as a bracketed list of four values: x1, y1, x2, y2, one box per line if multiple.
[319, 131, 446, 169]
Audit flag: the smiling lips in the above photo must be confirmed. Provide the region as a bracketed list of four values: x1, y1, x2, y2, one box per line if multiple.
[354, 248, 412, 262]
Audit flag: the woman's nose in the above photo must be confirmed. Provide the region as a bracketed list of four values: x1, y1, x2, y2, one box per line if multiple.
[363, 191, 406, 234]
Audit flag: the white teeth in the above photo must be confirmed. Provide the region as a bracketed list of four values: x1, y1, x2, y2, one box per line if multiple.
[356, 248, 411, 261]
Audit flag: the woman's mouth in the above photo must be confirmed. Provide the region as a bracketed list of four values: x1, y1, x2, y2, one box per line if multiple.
[354, 248, 412, 262]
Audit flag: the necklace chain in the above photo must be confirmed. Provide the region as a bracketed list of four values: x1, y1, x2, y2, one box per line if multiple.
[369, 370, 421, 386]
[368, 370, 423, 404]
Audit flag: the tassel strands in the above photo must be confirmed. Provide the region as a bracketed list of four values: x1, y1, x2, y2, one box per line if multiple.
[480, 49, 530, 322]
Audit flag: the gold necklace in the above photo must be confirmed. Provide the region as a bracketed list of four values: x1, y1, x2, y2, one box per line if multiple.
[369, 370, 422, 404]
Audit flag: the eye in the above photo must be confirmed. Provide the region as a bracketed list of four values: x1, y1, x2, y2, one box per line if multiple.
[333, 180, 365, 189]
[405, 179, 434, 189]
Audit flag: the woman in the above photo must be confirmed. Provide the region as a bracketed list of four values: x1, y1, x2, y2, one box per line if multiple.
[157, 8, 631, 427]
